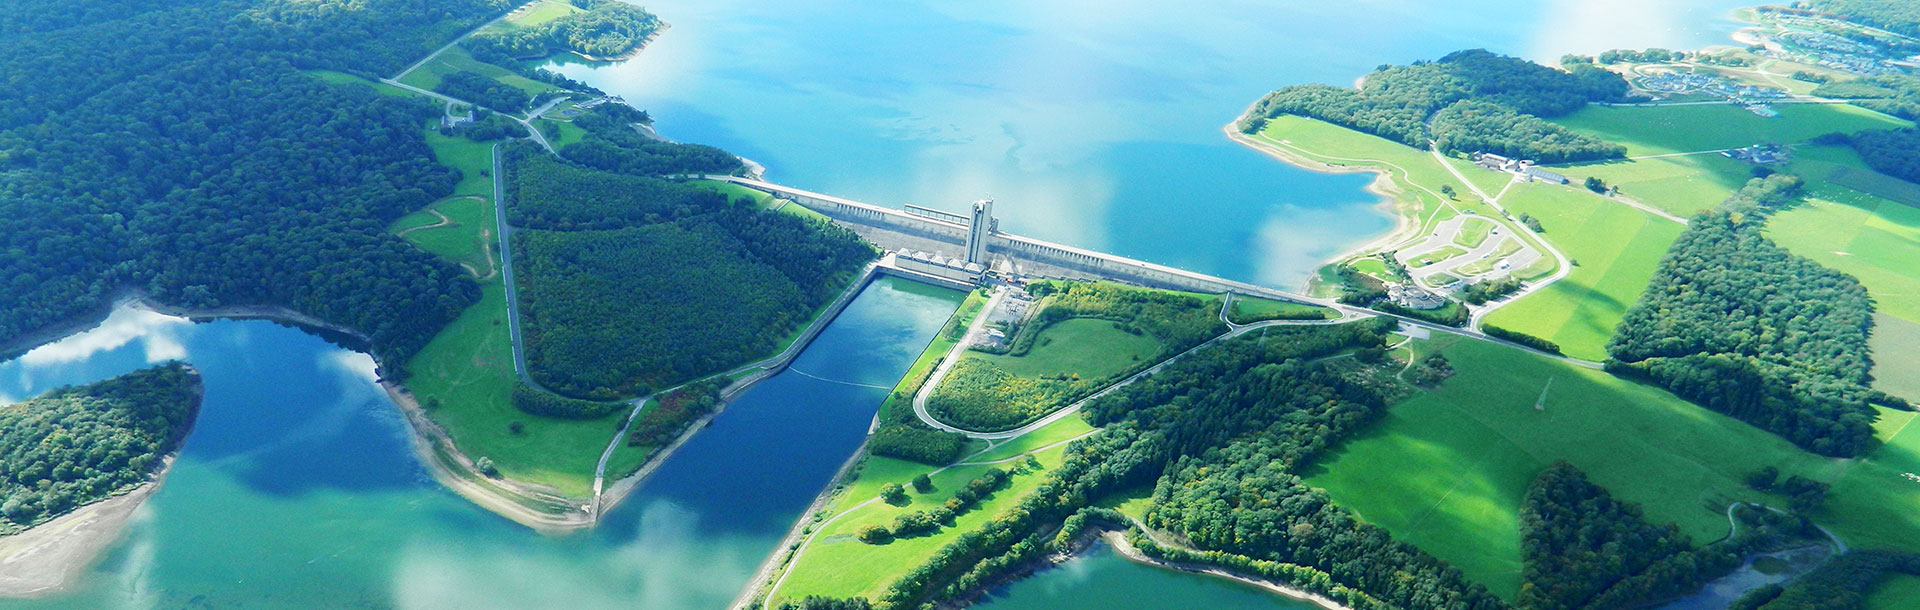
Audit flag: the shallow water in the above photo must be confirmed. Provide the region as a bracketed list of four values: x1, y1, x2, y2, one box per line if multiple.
[550, 0, 1756, 289]
[0, 277, 960, 609]
[971, 542, 1321, 610]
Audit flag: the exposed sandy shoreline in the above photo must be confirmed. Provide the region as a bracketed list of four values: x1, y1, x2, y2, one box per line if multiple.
[1222, 115, 1424, 291]
[0, 459, 172, 598]
[1101, 530, 1355, 610]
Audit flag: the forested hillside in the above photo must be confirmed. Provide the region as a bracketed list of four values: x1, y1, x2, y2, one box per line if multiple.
[0, 0, 508, 370]
[1814, 74, 1920, 121]
[558, 104, 743, 176]
[1607, 175, 1889, 457]
[1730, 551, 1920, 610]
[507, 144, 872, 400]
[1242, 49, 1626, 161]
[0, 363, 201, 533]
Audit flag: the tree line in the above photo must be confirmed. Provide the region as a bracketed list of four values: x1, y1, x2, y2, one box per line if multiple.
[1838, 127, 1920, 185]
[1516, 463, 1743, 610]
[1806, 0, 1920, 38]
[1242, 49, 1626, 162]
[435, 71, 532, 114]
[1606, 175, 1893, 458]
[1813, 74, 1920, 121]
[0, 363, 200, 532]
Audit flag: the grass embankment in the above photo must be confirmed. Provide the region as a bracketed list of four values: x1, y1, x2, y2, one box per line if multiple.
[769, 417, 1096, 607]
[1306, 335, 1920, 599]
[1482, 182, 1684, 361]
[1226, 295, 1335, 324]
[391, 131, 640, 497]
[1453, 217, 1496, 248]
[1409, 246, 1467, 268]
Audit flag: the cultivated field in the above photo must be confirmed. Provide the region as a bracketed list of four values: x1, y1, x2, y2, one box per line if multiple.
[1551, 102, 1910, 157]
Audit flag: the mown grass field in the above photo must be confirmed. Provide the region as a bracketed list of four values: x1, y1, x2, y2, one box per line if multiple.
[974, 318, 1163, 381]
[1557, 153, 1752, 217]
[691, 179, 781, 209]
[1305, 336, 1899, 599]
[1226, 295, 1334, 323]
[304, 69, 417, 97]
[537, 118, 589, 148]
[770, 417, 1095, 607]
[399, 45, 557, 98]
[1482, 183, 1685, 360]
[1454, 217, 1495, 248]
[505, 0, 580, 27]
[1550, 102, 1910, 158]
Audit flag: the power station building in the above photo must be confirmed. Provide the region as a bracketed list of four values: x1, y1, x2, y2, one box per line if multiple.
[966, 197, 995, 265]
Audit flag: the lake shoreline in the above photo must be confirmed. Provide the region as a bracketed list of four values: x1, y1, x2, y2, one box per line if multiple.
[1221, 115, 1423, 294]
[1100, 530, 1355, 610]
[0, 458, 174, 598]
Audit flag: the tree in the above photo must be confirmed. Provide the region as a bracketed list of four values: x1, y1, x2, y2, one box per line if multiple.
[1441, 184, 1457, 198]
[911, 473, 933, 493]
[1585, 176, 1607, 193]
[881, 483, 908, 505]
[475, 457, 498, 477]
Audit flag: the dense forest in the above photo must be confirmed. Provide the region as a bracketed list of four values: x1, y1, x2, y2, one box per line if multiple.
[0, 0, 503, 371]
[0, 363, 200, 533]
[435, 70, 532, 113]
[1243, 49, 1626, 161]
[507, 145, 873, 400]
[1813, 75, 1920, 121]
[1606, 175, 1887, 457]
[925, 358, 1092, 431]
[1840, 128, 1920, 184]
[1805, 0, 1920, 38]
[813, 319, 1516, 610]
[466, 0, 661, 62]
[1516, 463, 1739, 610]
[557, 104, 743, 177]
[1729, 550, 1920, 610]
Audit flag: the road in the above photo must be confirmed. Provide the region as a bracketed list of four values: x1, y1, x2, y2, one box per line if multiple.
[490, 143, 540, 390]
[388, 2, 527, 82]
[1428, 145, 1574, 329]
[380, 78, 556, 152]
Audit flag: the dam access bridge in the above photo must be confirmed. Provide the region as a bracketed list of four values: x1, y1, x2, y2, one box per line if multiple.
[696, 175, 1334, 308]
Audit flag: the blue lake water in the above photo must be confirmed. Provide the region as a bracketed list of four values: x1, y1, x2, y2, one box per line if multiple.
[551, 0, 1755, 288]
[0, 278, 960, 609]
[2, 1, 1776, 607]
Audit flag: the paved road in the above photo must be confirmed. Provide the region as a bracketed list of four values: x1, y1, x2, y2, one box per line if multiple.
[381, 78, 555, 153]
[489, 143, 542, 391]
[1428, 146, 1574, 329]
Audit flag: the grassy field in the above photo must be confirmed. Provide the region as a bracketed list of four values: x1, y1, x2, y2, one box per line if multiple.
[1304, 336, 1890, 599]
[690, 179, 781, 209]
[1550, 102, 1910, 158]
[505, 0, 580, 27]
[769, 417, 1095, 606]
[1867, 314, 1920, 402]
[1483, 183, 1685, 360]
[1872, 575, 1920, 609]
[399, 45, 557, 99]
[1226, 295, 1334, 323]
[305, 69, 418, 97]
[537, 118, 589, 148]
[1557, 153, 1753, 217]
[974, 318, 1164, 381]
[1766, 183, 1920, 326]
[1451, 237, 1522, 276]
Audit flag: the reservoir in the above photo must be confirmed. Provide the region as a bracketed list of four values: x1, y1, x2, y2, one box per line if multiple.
[0, 278, 960, 609]
[549, 0, 1756, 289]
[3, 1, 1775, 608]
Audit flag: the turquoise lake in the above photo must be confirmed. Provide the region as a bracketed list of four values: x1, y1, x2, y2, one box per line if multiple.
[550, 0, 1755, 289]
[4, 1, 1768, 608]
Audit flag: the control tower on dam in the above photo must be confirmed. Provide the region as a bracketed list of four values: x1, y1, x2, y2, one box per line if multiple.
[695, 175, 1328, 306]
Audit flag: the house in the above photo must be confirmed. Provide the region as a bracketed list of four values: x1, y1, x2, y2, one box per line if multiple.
[1524, 166, 1569, 185]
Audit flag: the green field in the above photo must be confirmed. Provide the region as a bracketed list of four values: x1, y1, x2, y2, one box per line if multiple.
[973, 318, 1164, 381]
[1483, 183, 1686, 360]
[1305, 336, 1885, 598]
[399, 45, 557, 99]
[690, 179, 780, 209]
[1226, 295, 1334, 324]
[1867, 314, 1920, 402]
[1873, 575, 1920, 609]
[1551, 102, 1910, 158]
[504, 0, 580, 27]
[769, 417, 1095, 606]
[304, 69, 417, 98]
[537, 118, 589, 148]
[1454, 217, 1496, 248]
[1257, 116, 1502, 236]
[1557, 153, 1752, 217]
[1767, 183, 1920, 326]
